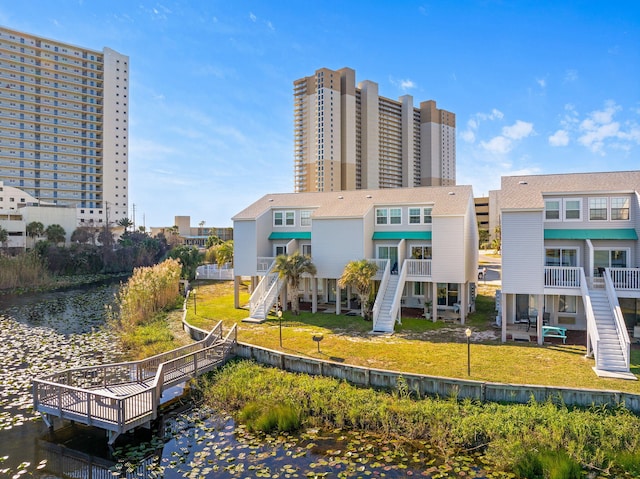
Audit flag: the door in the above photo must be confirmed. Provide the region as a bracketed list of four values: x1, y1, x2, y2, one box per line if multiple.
[378, 246, 398, 270]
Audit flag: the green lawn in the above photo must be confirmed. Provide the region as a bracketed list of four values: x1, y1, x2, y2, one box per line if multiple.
[185, 280, 640, 394]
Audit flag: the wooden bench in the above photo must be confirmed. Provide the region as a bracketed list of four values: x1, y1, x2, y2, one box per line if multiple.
[542, 326, 567, 344]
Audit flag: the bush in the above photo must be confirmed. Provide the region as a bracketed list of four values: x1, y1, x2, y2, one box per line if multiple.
[513, 449, 582, 479]
[239, 401, 301, 433]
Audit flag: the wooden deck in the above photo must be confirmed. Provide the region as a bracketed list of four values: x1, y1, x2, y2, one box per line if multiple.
[33, 321, 237, 444]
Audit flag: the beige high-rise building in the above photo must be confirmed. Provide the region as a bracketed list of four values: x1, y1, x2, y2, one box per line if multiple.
[294, 67, 455, 193]
[0, 26, 129, 225]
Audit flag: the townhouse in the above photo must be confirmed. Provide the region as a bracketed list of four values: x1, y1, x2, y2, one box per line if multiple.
[499, 171, 640, 378]
[232, 186, 478, 333]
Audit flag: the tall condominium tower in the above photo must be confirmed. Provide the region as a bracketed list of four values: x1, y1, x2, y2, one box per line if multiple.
[0, 26, 129, 224]
[293, 67, 455, 193]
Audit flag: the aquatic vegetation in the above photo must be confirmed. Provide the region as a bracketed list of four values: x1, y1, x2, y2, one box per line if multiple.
[0, 252, 50, 291]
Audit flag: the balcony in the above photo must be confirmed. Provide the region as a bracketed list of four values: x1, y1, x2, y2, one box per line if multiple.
[544, 266, 582, 289]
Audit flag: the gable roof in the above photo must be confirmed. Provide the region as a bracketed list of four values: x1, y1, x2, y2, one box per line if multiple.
[232, 185, 474, 221]
[500, 171, 640, 210]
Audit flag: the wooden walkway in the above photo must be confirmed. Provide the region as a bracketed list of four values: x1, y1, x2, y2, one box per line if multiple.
[33, 321, 237, 444]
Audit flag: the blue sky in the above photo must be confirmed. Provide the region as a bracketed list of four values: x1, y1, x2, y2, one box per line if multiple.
[2, 1, 639, 228]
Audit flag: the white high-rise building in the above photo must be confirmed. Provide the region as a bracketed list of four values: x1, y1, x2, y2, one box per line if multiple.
[0, 26, 129, 225]
[294, 67, 455, 193]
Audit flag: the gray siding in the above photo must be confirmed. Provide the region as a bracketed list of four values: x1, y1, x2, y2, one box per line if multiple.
[432, 216, 465, 283]
[464, 195, 479, 283]
[502, 211, 544, 295]
[313, 218, 366, 278]
[233, 220, 257, 276]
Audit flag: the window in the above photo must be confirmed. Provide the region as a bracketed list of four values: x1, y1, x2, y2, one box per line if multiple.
[411, 246, 432, 259]
[423, 207, 432, 224]
[589, 198, 607, 221]
[545, 200, 560, 220]
[274, 211, 284, 226]
[390, 208, 401, 224]
[559, 295, 577, 314]
[409, 208, 421, 224]
[300, 210, 312, 227]
[564, 199, 581, 220]
[285, 211, 295, 226]
[376, 208, 388, 225]
[413, 282, 425, 296]
[545, 248, 578, 267]
[611, 197, 630, 221]
[274, 210, 294, 227]
[302, 244, 312, 256]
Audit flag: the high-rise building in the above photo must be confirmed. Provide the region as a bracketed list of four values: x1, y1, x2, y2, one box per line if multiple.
[293, 67, 455, 193]
[0, 26, 129, 225]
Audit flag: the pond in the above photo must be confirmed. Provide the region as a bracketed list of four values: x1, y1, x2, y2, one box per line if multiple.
[0, 282, 504, 478]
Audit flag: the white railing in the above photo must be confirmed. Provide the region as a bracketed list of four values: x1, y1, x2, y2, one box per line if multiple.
[257, 257, 275, 274]
[196, 263, 234, 280]
[370, 258, 389, 279]
[249, 260, 278, 317]
[371, 260, 390, 330]
[388, 260, 408, 325]
[579, 269, 600, 363]
[33, 322, 237, 444]
[604, 268, 631, 371]
[609, 267, 640, 291]
[405, 259, 432, 277]
[544, 266, 582, 288]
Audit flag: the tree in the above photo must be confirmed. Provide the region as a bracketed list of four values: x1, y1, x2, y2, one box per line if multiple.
[214, 240, 234, 267]
[491, 224, 501, 254]
[26, 221, 45, 247]
[205, 234, 223, 248]
[478, 228, 490, 249]
[117, 217, 134, 232]
[45, 224, 66, 245]
[0, 225, 8, 250]
[71, 227, 91, 244]
[167, 245, 203, 280]
[274, 252, 316, 315]
[167, 225, 181, 247]
[338, 259, 379, 319]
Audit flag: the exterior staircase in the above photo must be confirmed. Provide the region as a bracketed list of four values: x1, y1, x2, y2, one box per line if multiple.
[372, 274, 400, 333]
[589, 289, 629, 374]
[248, 265, 285, 322]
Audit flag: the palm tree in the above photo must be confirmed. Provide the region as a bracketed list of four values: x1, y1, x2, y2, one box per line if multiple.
[45, 224, 66, 245]
[26, 221, 44, 248]
[215, 240, 234, 267]
[338, 259, 379, 319]
[274, 252, 316, 315]
[117, 217, 134, 232]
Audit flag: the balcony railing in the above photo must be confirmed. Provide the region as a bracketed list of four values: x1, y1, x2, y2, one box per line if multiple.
[257, 257, 275, 274]
[544, 266, 582, 288]
[609, 268, 640, 291]
[405, 259, 432, 277]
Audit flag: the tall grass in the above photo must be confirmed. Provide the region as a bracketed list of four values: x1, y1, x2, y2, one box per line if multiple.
[0, 252, 50, 290]
[114, 258, 182, 332]
[202, 360, 640, 476]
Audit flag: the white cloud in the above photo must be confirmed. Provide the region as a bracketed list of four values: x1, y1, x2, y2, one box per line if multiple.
[549, 130, 569, 147]
[249, 12, 257, 22]
[460, 109, 504, 144]
[400, 79, 416, 90]
[502, 120, 534, 140]
[481, 136, 512, 154]
[460, 130, 475, 143]
[576, 101, 629, 154]
[564, 69, 578, 82]
[536, 78, 546, 88]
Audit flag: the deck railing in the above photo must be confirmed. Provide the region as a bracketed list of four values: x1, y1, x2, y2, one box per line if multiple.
[604, 268, 630, 371]
[33, 322, 236, 444]
[544, 266, 582, 288]
[371, 260, 390, 330]
[404, 259, 432, 277]
[580, 269, 600, 363]
[609, 267, 640, 291]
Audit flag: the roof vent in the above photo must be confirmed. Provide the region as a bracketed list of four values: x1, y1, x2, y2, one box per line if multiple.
[519, 181, 528, 185]
[366, 195, 372, 198]
[268, 198, 274, 202]
[448, 191, 455, 195]
[338, 195, 344, 199]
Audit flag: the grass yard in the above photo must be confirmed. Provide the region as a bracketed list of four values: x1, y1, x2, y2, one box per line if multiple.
[185, 280, 640, 394]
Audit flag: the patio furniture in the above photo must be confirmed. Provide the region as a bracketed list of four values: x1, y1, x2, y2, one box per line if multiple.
[514, 311, 529, 329]
[542, 325, 567, 344]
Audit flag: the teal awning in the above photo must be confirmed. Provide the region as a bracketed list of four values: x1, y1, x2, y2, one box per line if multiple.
[268, 232, 311, 240]
[372, 231, 432, 240]
[544, 228, 638, 240]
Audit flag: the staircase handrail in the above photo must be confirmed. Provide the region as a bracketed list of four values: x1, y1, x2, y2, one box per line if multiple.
[371, 259, 390, 330]
[249, 260, 278, 316]
[579, 269, 600, 364]
[388, 260, 408, 324]
[604, 268, 631, 370]
[261, 275, 285, 320]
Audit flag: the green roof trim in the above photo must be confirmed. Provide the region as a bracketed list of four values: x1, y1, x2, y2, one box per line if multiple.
[544, 228, 638, 240]
[372, 231, 432, 240]
[268, 231, 312, 240]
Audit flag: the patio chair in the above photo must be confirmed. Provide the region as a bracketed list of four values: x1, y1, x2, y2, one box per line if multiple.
[514, 311, 529, 329]
[543, 312, 550, 325]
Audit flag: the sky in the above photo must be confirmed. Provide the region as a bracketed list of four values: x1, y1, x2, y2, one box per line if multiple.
[1, 1, 639, 228]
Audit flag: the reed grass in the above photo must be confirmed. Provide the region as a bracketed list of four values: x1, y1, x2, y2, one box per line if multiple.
[0, 252, 50, 290]
[202, 360, 640, 477]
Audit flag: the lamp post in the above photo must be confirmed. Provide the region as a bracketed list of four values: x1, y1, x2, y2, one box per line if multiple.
[465, 328, 472, 376]
[277, 308, 283, 348]
[193, 288, 197, 315]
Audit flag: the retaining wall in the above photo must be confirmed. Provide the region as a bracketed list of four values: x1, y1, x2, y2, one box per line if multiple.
[233, 342, 640, 413]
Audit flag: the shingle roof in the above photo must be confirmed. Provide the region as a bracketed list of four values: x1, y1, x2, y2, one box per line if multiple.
[232, 185, 474, 221]
[500, 171, 640, 210]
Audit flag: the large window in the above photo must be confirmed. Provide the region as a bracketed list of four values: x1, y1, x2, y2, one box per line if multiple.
[611, 197, 630, 221]
[545, 198, 582, 221]
[411, 245, 432, 259]
[408, 207, 432, 224]
[390, 208, 401, 224]
[559, 295, 577, 314]
[545, 248, 578, 267]
[545, 200, 560, 220]
[589, 198, 607, 221]
[423, 207, 432, 224]
[594, 249, 629, 275]
[564, 199, 581, 220]
[376, 208, 388, 225]
[300, 210, 312, 226]
[437, 283, 458, 307]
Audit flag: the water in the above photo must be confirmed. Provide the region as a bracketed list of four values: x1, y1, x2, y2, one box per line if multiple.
[0, 282, 499, 478]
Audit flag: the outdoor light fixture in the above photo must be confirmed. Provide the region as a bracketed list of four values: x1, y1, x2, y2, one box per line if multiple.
[277, 308, 283, 348]
[465, 328, 472, 376]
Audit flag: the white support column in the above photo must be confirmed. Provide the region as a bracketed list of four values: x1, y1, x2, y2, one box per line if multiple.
[234, 276, 240, 309]
[536, 294, 544, 345]
[501, 293, 509, 342]
[432, 282, 438, 322]
[336, 282, 341, 315]
[312, 277, 318, 313]
[460, 282, 467, 325]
